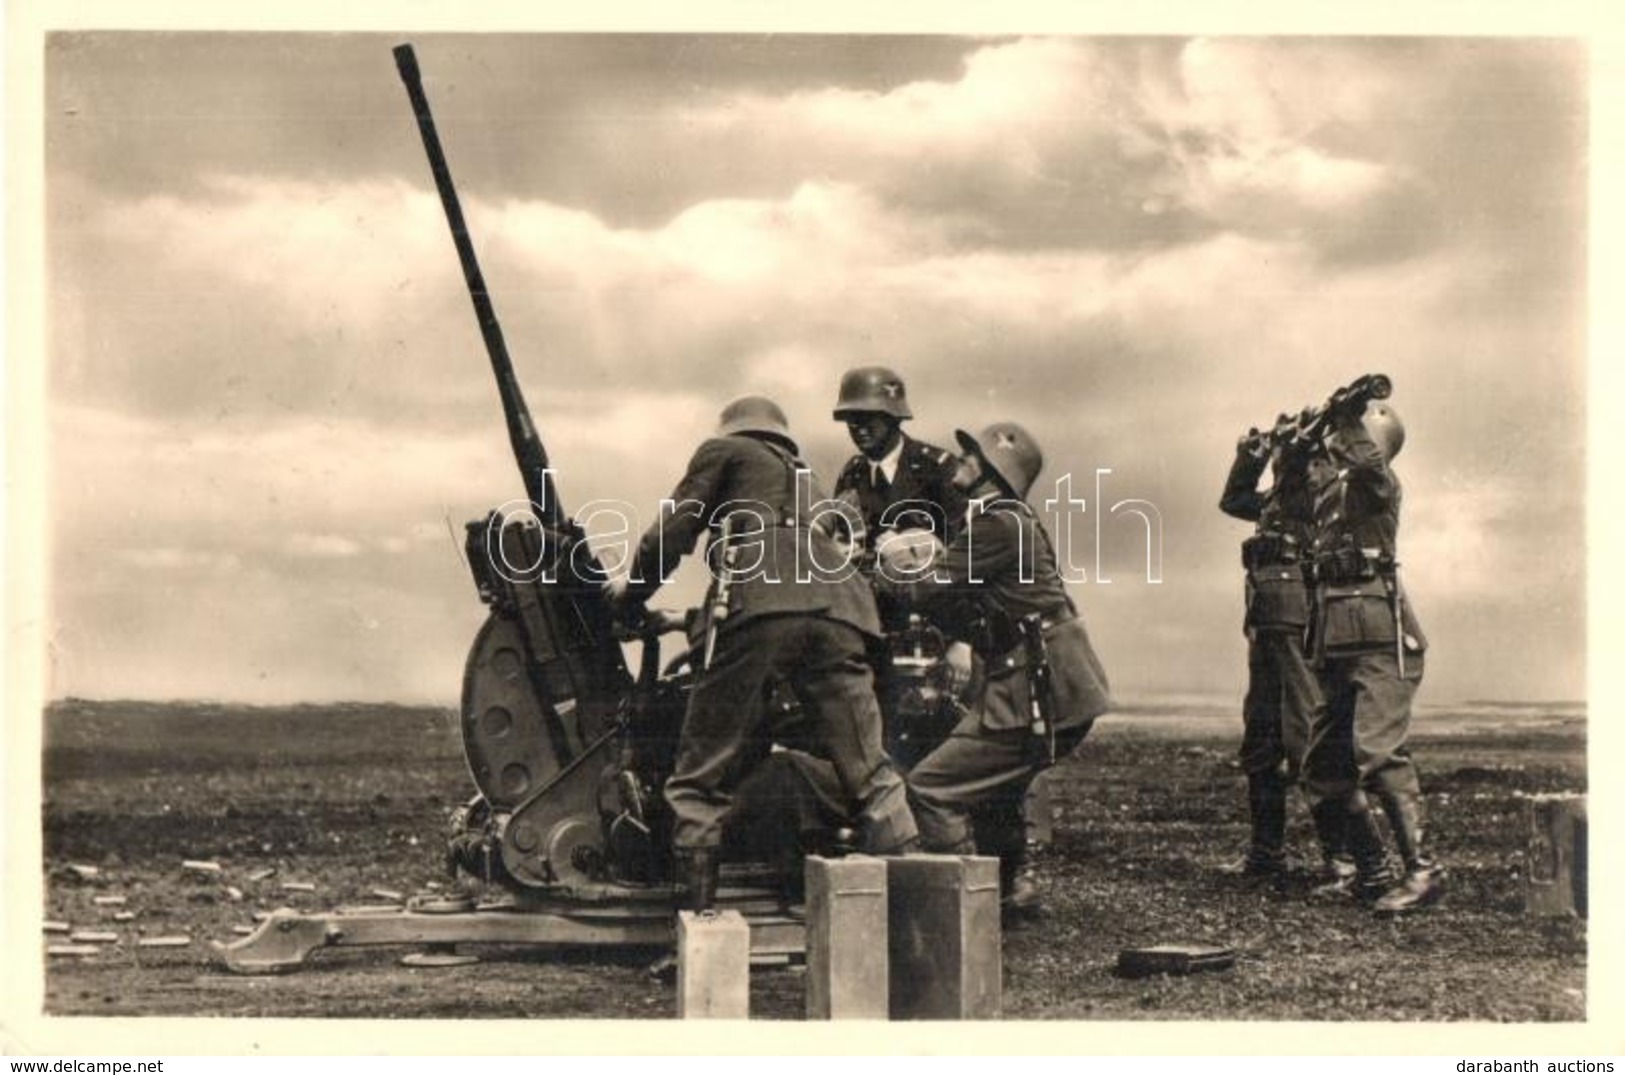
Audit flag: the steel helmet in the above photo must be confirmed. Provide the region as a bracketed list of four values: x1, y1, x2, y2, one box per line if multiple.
[1361, 400, 1406, 462]
[956, 421, 1044, 500]
[717, 395, 797, 452]
[833, 366, 913, 421]
[1326, 400, 1406, 464]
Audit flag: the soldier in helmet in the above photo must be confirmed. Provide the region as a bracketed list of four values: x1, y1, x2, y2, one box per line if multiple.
[832, 366, 967, 565]
[605, 395, 919, 912]
[838, 368, 962, 555]
[886, 421, 1111, 914]
[830, 366, 969, 770]
[1219, 418, 1354, 886]
[1300, 398, 1441, 914]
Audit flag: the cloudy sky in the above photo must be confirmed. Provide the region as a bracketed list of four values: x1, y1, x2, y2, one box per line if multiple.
[38, 32, 1586, 705]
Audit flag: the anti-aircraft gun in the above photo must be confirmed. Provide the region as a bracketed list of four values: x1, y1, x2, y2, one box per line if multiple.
[213, 45, 804, 973]
[390, 38, 664, 896]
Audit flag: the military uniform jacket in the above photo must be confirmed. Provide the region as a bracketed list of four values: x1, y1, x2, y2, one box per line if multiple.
[628, 433, 882, 640]
[834, 434, 968, 547]
[1219, 447, 1313, 544]
[1308, 417, 1426, 656]
[910, 498, 1110, 731]
[1221, 446, 1313, 631]
[1311, 418, 1400, 560]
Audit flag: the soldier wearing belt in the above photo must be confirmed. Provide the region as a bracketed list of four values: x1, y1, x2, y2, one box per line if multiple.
[1301, 399, 1442, 914]
[892, 422, 1112, 911]
[606, 395, 919, 911]
[831, 366, 969, 770]
[1219, 424, 1353, 884]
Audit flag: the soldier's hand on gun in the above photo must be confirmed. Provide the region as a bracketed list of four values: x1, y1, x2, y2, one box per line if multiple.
[944, 641, 974, 696]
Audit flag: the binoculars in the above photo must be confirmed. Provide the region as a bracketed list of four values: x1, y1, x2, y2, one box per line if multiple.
[1243, 373, 1393, 454]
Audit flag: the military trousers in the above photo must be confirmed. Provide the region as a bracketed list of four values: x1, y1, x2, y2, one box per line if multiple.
[907, 711, 1093, 855]
[665, 613, 918, 854]
[1239, 628, 1322, 780]
[1302, 648, 1425, 807]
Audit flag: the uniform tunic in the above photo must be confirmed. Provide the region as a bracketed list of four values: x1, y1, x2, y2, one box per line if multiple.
[834, 433, 968, 766]
[901, 496, 1111, 854]
[626, 433, 917, 854]
[1219, 446, 1321, 780]
[833, 433, 967, 552]
[1300, 417, 1428, 807]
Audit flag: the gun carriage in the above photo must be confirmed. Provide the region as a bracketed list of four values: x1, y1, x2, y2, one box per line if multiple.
[214, 45, 955, 974]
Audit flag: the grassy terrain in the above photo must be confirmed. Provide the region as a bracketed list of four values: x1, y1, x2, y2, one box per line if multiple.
[39, 699, 1586, 1020]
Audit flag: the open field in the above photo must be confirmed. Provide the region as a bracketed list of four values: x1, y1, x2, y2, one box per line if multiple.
[39, 698, 1586, 1020]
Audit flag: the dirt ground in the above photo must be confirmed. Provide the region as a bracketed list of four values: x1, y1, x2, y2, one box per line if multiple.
[38, 698, 1587, 1021]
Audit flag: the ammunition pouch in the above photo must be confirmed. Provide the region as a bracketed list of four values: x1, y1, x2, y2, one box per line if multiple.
[1240, 532, 1301, 570]
[1314, 578, 1397, 654]
[1309, 546, 1392, 587]
[1245, 563, 1309, 631]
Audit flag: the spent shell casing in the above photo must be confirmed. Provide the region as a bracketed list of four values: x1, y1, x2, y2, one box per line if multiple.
[43, 921, 71, 934]
[280, 881, 316, 893]
[70, 930, 120, 943]
[137, 936, 192, 948]
[47, 945, 100, 957]
[92, 895, 127, 906]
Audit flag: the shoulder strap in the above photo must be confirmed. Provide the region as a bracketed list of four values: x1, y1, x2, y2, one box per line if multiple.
[751, 435, 813, 512]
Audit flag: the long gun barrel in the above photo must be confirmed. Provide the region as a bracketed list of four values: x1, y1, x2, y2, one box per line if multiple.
[393, 44, 563, 529]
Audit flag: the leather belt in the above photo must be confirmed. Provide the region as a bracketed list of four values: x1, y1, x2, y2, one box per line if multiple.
[1309, 562, 1393, 587]
[1241, 532, 1301, 570]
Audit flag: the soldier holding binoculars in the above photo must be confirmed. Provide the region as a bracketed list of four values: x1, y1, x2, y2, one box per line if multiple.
[1300, 392, 1443, 915]
[1220, 417, 1353, 888]
[1223, 376, 1441, 915]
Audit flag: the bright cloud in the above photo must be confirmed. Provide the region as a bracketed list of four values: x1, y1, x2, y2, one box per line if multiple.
[42, 34, 1586, 704]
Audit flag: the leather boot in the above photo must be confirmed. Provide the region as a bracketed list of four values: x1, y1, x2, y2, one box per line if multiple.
[1342, 802, 1399, 904]
[674, 847, 721, 913]
[649, 847, 721, 981]
[974, 811, 1042, 917]
[1220, 771, 1288, 878]
[1372, 791, 1444, 916]
[998, 840, 1043, 917]
[1307, 798, 1358, 893]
